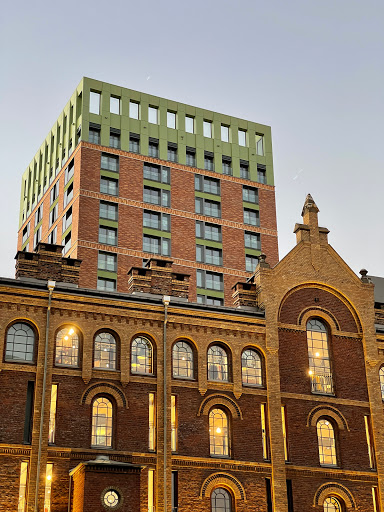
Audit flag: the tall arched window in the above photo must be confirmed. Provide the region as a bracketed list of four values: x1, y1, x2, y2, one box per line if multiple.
[55, 327, 79, 367]
[323, 496, 342, 512]
[379, 367, 384, 400]
[241, 349, 262, 386]
[211, 488, 231, 512]
[94, 332, 117, 370]
[317, 418, 337, 466]
[307, 319, 333, 394]
[92, 396, 113, 448]
[208, 345, 229, 382]
[209, 408, 229, 457]
[5, 323, 35, 362]
[172, 341, 193, 379]
[131, 336, 153, 374]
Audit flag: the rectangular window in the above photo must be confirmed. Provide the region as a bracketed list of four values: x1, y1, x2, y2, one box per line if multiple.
[24, 381, 34, 444]
[167, 143, 178, 162]
[34, 225, 42, 247]
[195, 175, 220, 195]
[197, 295, 223, 306]
[129, 133, 140, 153]
[244, 208, 260, 226]
[50, 181, 59, 204]
[240, 160, 250, 180]
[148, 138, 159, 158]
[22, 223, 30, 244]
[97, 277, 116, 291]
[195, 198, 221, 218]
[63, 182, 73, 208]
[100, 177, 118, 196]
[243, 186, 258, 204]
[256, 134, 264, 155]
[99, 226, 117, 246]
[143, 210, 170, 231]
[62, 207, 72, 232]
[222, 156, 232, 175]
[257, 164, 267, 184]
[110, 96, 120, 115]
[144, 163, 170, 184]
[196, 270, 223, 291]
[204, 151, 214, 171]
[196, 245, 222, 266]
[287, 479, 294, 512]
[148, 106, 158, 124]
[261, 403, 270, 460]
[89, 123, 101, 144]
[34, 204, 43, 227]
[185, 115, 194, 133]
[221, 124, 229, 142]
[171, 394, 177, 452]
[238, 129, 247, 146]
[129, 100, 139, 119]
[266, 478, 273, 512]
[44, 463, 53, 512]
[100, 201, 118, 221]
[89, 91, 100, 114]
[167, 111, 176, 129]
[196, 221, 222, 242]
[245, 254, 259, 272]
[110, 129, 121, 149]
[186, 147, 196, 167]
[64, 160, 74, 185]
[101, 153, 119, 172]
[143, 235, 170, 256]
[48, 384, 58, 444]
[143, 186, 170, 207]
[98, 251, 117, 272]
[281, 405, 288, 461]
[49, 204, 58, 227]
[149, 393, 156, 451]
[364, 415, 375, 469]
[372, 487, 378, 512]
[18, 461, 29, 512]
[245, 231, 261, 250]
[63, 231, 71, 255]
[172, 472, 179, 512]
[148, 469, 155, 512]
[203, 120, 212, 138]
[48, 227, 57, 245]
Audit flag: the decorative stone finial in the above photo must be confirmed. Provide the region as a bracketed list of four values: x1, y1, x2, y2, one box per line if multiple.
[301, 193, 319, 217]
[258, 253, 270, 268]
[359, 269, 370, 283]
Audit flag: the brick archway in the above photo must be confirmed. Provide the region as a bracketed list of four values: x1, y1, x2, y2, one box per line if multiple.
[200, 472, 246, 501]
[314, 482, 356, 509]
[197, 394, 242, 419]
[80, 382, 128, 408]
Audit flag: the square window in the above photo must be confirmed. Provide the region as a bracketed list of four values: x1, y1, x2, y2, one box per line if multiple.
[244, 231, 261, 250]
[110, 96, 120, 115]
[238, 129, 247, 147]
[144, 163, 170, 184]
[195, 175, 220, 195]
[129, 101, 139, 119]
[185, 115, 194, 133]
[167, 111, 176, 129]
[101, 153, 119, 172]
[99, 226, 117, 246]
[197, 295, 223, 306]
[196, 245, 222, 265]
[243, 186, 258, 204]
[98, 251, 117, 272]
[143, 186, 170, 207]
[246, 254, 259, 272]
[90, 91, 101, 115]
[221, 125, 229, 142]
[195, 221, 222, 242]
[100, 177, 118, 196]
[100, 201, 118, 221]
[143, 210, 170, 231]
[195, 198, 221, 218]
[97, 278, 116, 291]
[203, 120, 212, 138]
[143, 235, 170, 256]
[197, 270, 223, 291]
[244, 208, 260, 226]
[148, 106, 158, 124]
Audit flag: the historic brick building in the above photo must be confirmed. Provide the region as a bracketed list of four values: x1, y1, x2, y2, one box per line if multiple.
[2, 195, 384, 512]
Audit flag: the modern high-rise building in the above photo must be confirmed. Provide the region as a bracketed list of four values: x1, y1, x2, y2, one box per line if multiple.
[17, 77, 278, 305]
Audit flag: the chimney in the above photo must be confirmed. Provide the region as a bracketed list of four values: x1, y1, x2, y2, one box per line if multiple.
[294, 194, 329, 245]
[127, 258, 190, 299]
[15, 243, 81, 285]
[232, 281, 257, 308]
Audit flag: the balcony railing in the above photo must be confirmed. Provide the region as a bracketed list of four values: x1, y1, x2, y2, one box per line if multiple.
[310, 373, 334, 395]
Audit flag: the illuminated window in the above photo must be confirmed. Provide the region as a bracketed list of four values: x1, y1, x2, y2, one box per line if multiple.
[172, 341, 193, 379]
[55, 327, 79, 367]
[131, 336, 153, 374]
[207, 345, 228, 382]
[44, 463, 53, 512]
[261, 403, 269, 460]
[149, 393, 156, 451]
[5, 323, 35, 362]
[379, 367, 384, 400]
[211, 488, 231, 512]
[91, 397, 113, 448]
[171, 395, 177, 452]
[209, 408, 229, 457]
[317, 419, 337, 466]
[48, 384, 58, 444]
[18, 461, 28, 512]
[323, 497, 342, 512]
[281, 405, 288, 461]
[148, 468, 155, 512]
[241, 349, 262, 386]
[364, 415, 375, 468]
[94, 332, 117, 370]
[307, 319, 334, 394]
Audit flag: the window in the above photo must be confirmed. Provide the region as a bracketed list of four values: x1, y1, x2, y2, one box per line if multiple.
[94, 332, 117, 370]
[144, 163, 170, 184]
[143, 234, 170, 256]
[63, 231, 71, 255]
[256, 134, 264, 155]
[148, 138, 159, 158]
[317, 418, 337, 466]
[209, 409, 229, 456]
[238, 129, 247, 147]
[129, 133, 140, 153]
[97, 278, 116, 291]
[5, 323, 35, 362]
[281, 405, 288, 461]
[186, 147, 196, 166]
[364, 415, 375, 469]
[90, 91, 101, 114]
[144, 186, 170, 207]
[261, 403, 269, 460]
[18, 461, 29, 512]
[171, 395, 178, 452]
[207, 345, 228, 381]
[101, 153, 119, 172]
[148, 106, 158, 124]
[241, 349, 262, 385]
[100, 177, 118, 196]
[307, 319, 334, 394]
[50, 181, 59, 204]
[211, 488, 231, 512]
[197, 295, 223, 306]
[243, 208, 259, 226]
[222, 157, 232, 175]
[167, 111, 176, 129]
[257, 164, 267, 184]
[221, 125, 229, 142]
[99, 226, 117, 246]
[167, 143, 178, 162]
[48, 227, 57, 245]
[195, 198, 221, 218]
[63, 183, 73, 208]
[110, 129, 120, 149]
[35, 204, 43, 226]
[92, 397, 113, 448]
[243, 186, 258, 204]
[204, 151, 214, 171]
[22, 223, 30, 244]
[100, 201, 118, 221]
[103, 490, 120, 509]
[55, 326, 79, 367]
[196, 221, 222, 242]
[173, 341, 193, 379]
[129, 100, 139, 119]
[89, 123, 101, 144]
[197, 270, 223, 291]
[245, 231, 261, 250]
[43, 463, 53, 512]
[323, 497, 342, 512]
[62, 207, 72, 232]
[131, 336, 153, 374]
[203, 120, 212, 138]
[240, 160, 249, 179]
[110, 96, 120, 115]
[149, 393, 156, 451]
[98, 251, 117, 272]
[65, 160, 74, 185]
[245, 254, 259, 272]
[143, 210, 170, 231]
[195, 175, 220, 195]
[148, 469, 155, 512]
[196, 245, 222, 265]
[185, 115, 194, 133]
[380, 367, 384, 400]
[48, 384, 58, 444]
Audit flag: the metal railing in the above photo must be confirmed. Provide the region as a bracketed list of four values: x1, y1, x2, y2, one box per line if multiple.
[310, 373, 334, 395]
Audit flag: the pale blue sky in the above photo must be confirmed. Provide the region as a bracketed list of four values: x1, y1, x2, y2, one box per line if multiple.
[1, 0, 383, 278]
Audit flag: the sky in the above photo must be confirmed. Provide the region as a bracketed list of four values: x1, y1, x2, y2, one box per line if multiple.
[1, 0, 383, 279]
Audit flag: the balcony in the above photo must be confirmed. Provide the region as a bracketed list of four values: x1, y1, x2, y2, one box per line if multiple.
[310, 372, 334, 395]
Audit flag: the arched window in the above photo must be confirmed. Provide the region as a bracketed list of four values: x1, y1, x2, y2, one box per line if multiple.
[317, 418, 337, 466]
[131, 336, 153, 374]
[211, 488, 231, 512]
[323, 496, 342, 512]
[91, 396, 113, 448]
[5, 323, 35, 362]
[241, 349, 262, 386]
[94, 332, 117, 370]
[55, 327, 79, 367]
[209, 408, 229, 457]
[379, 367, 384, 400]
[208, 345, 229, 382]
[307, 319, 333, 394]
[172, 341, 193, 379]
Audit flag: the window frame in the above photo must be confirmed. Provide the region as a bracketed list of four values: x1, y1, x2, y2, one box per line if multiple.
[54, 325, 81, 368]
[241, 348, 263, 387]
[307, 318, 334, 396]
[93, 330, 118, 371]
[172, 340, 195, 380]
[91, 395, 114, 449]
[209, 408, 230, 458]
[207, 343, 230, 382]
[211, 487, 232, 512]
[131, 336, 154, 376]
[4, 321, 37, 364]
[316, 417, 339, 467]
